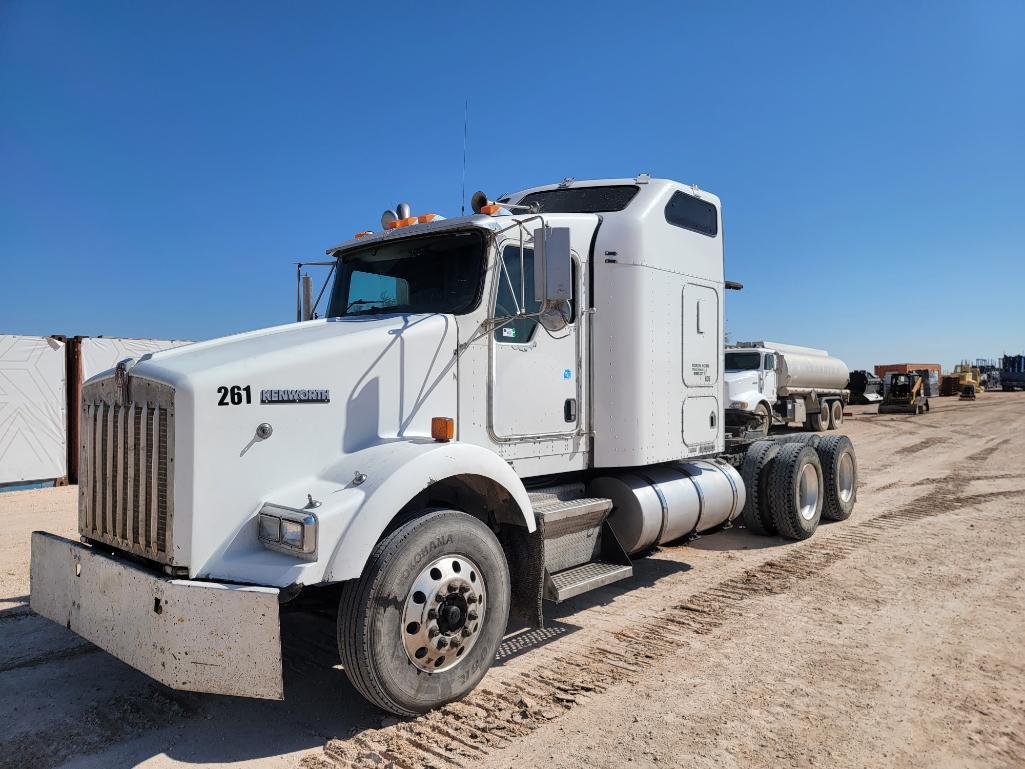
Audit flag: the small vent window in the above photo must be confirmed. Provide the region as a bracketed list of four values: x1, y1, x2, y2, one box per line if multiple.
[665, 191, 718, 237]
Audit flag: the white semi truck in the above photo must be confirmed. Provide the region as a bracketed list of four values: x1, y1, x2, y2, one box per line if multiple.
[725, 341, 850, 436]
[30, 176, 859, 716]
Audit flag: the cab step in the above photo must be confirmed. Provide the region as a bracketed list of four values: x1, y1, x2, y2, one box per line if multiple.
[526, 484, 632, 603]
[544, 560, 634, 602]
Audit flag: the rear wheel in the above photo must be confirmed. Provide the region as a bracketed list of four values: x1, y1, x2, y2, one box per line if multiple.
[806, 402, 829, 432]
[338, 509, 510, 716]
[829, 400, 843, 429]
[739, 440, 779, 535]
[767, 443, 823, 540]
[773, 432, 822, 449]
[816, 435, 857, 521]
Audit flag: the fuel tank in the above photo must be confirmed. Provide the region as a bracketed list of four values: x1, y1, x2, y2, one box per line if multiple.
[588, 459, 745, 556]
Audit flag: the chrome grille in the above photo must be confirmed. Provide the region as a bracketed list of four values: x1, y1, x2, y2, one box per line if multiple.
[78, 376, 175, 565]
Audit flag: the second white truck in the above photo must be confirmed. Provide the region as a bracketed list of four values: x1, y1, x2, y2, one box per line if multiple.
[725, 341, 850, 436]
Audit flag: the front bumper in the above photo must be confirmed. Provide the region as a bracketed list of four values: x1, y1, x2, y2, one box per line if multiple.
[30, 531, 283, 699]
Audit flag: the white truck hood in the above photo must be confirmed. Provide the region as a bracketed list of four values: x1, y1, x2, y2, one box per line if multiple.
[724, 370, 760, 406]
[98, 314, 459, 578]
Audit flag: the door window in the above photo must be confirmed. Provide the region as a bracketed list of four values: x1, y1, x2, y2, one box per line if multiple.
[494, 246, 576, 343]
[764, 353, 775, 371]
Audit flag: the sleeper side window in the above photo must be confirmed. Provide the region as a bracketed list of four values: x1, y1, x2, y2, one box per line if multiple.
[664, 191, 718, 237]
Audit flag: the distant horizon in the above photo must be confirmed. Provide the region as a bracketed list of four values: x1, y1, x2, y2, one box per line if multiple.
[2, 3, 1023, 375]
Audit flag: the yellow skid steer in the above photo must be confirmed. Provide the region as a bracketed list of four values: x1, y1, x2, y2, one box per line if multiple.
[879, 371, 930, 415]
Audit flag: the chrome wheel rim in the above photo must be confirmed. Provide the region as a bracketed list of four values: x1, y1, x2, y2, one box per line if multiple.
[402, 554, 486, 673]
[798, 463, 820, 520]
[838, 452, 855, 503]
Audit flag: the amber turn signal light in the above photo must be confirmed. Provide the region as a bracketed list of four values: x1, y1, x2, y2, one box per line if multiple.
[431, 417, 455, 442]
[479, 203, 501, 215]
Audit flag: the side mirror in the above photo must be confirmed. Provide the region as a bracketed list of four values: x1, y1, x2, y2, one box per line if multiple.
[533, 225, 572, 331]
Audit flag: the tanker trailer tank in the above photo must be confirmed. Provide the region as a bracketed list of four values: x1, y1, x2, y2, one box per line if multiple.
[770, 342, 850, 395]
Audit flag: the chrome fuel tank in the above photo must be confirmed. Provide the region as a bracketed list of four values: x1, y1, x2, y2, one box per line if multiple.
[588, 460, 745, 555]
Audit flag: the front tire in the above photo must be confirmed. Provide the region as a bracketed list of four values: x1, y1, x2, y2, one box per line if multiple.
[753, 402, 771, 438]
[338, 509, 510, 716]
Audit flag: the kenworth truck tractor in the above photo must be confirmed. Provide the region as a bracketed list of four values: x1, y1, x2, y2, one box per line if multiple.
[31, 176, 859, 716]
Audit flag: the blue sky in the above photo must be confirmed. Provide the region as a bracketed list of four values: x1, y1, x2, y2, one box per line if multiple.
[1, 2, 1022, 370]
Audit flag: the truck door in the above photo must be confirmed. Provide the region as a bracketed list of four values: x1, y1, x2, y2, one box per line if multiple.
[490, 243, 580, 439]
[762, 352, 777, 400]
[682, 283, 720, 449]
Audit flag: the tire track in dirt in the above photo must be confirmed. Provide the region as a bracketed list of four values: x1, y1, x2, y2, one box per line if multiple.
[0, 641, 98, 674]
[967, 438, 1011, 463]
[0, 685, 199, 769]
[896, 437, 948, 456]
[304, 463, 1020, 769]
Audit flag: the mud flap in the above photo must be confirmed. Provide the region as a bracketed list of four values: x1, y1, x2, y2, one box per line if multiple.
[30, 532, 283, 699]
[499, 525, 545, 629]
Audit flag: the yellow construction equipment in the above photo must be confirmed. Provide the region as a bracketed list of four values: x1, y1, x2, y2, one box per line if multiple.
[879, 371, 931, 414]
[951, 362, 984, 392]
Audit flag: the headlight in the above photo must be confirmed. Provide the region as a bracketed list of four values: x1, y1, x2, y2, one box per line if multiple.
[729, 401, 750, 410]
[258, 504, 317, 560]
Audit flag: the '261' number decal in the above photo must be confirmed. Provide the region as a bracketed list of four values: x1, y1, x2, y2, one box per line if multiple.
[217, 385, 252, 406]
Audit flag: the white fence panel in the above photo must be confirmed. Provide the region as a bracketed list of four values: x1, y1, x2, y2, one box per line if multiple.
[0, 336, 68, 484]
[80, 337, 191, 382]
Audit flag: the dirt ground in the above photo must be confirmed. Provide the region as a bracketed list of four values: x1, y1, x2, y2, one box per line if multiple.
[2, 393, 1024, 769]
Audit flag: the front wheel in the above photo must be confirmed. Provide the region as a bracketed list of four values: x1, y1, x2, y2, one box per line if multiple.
[753, 402, 771, 438]
[338, 509, 510, 716]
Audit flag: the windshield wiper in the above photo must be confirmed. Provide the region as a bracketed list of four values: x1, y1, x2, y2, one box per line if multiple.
[344, 299, 376, 314]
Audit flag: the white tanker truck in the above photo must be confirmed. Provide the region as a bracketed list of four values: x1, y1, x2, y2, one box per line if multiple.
[30, 176, 859, 716]
[725, 341, 850, 436]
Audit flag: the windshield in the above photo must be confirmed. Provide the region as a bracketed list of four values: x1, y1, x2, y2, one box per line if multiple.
[725, 351, 761, 371]
[327, 230, 486, 317]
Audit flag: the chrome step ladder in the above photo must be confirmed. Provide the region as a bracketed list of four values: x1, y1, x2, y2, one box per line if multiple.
[528, 483, 633, 602]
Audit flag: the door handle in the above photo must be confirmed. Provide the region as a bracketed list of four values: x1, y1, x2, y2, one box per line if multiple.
[564, 398, 577, 423]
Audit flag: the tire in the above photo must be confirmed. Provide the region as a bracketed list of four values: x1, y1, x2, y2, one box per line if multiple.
[753, 402, 771, 438]
[829, 400, 843, 429]
[815, 435, 857, 521]
[771, 432, 822, 449]
[767, 443, 823, 540]
[738, 440, 779, 535]
[338, 509, 510, 716]
[806, 402, 829, 432]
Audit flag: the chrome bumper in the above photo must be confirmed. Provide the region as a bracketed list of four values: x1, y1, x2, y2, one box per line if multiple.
[30, 531, 283, 699]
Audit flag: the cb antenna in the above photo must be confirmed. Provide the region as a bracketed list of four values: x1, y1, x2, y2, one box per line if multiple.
[461, 99, 468, 215]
